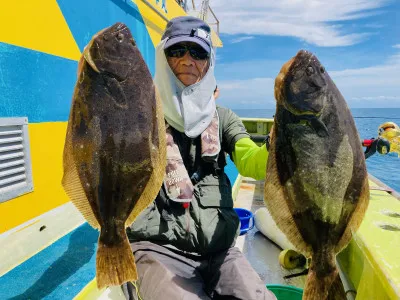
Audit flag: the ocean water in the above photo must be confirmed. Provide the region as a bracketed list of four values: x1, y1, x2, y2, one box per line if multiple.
[233, 108, 400, 192]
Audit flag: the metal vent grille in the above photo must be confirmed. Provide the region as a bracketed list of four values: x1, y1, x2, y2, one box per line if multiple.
[0, 118, 33, 203]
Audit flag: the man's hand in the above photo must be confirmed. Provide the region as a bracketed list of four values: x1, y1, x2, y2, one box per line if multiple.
[264, 124, 274, 151]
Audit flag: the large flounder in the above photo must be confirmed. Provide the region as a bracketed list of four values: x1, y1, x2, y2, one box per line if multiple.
[265, 50, 369, 299]
[62, 23, 166, 289]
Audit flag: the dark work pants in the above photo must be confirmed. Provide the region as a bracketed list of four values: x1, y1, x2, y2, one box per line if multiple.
[121, 241, 276, 300]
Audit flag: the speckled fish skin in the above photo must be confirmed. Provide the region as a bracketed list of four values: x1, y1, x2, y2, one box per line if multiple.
[72, 22, 155, 245]
[63, 22, 165, 288]
[265, 50, 369, 299]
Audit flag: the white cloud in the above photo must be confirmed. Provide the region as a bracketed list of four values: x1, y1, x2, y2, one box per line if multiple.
[393, 44, 400, 49]
[190, 0, 389, 47]
[218, 77, 274, 92]
[216, 51, 400, 108]
[217, 77, 276, 108]
[352, 96, 400, 100]
[230, 36, 255, 44]
[329, 55, 400, 107]
[330, 52, 400, 84]
[364, 23, 385, 29]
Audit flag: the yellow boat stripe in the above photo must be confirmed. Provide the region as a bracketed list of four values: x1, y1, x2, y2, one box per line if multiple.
[338, 177, 400, 299]
[0, 0, 81, 60]
[0, 123, 71, 233]
[134, 0, 180, 46]
[0, 202, 85, 276]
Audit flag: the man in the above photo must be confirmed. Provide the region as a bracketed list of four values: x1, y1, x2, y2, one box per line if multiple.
[123, 16, 275, 300]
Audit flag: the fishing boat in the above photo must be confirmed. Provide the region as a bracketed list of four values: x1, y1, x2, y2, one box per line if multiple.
[0, 1, 399, 299]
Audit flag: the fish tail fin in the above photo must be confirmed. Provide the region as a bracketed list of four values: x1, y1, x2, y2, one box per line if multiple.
[327, 272, 347, 300]
[303, 267, 338, 300]
[96, 232, 137, 289]
[303, 250, 344, 300]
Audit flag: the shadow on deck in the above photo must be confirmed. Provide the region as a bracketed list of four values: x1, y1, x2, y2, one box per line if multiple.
[234, 177, 306, 289]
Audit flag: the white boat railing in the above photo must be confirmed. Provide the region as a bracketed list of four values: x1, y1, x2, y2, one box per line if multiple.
[140, 0, 169, 22]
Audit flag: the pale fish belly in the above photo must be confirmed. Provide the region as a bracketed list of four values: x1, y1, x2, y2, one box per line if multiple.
[285, 124, 354, 224]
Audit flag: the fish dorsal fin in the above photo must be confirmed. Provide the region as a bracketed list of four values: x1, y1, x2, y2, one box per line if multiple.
[126, 88, 167, 226]
[335, 176, 369, 253]
[264, 126, 312, 256]
[62, 121, 100, 229]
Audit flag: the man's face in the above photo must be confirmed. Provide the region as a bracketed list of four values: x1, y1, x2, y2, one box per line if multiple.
[165, 42, 210, 86]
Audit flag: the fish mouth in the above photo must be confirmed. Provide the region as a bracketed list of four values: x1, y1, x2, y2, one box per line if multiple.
[284, 84, 326, 116]
[82, 23, 129, 74]
[83, 26, 111, 73]
[110, 22, 127, 34]
[285, 87, 327, 116]
[274, 57, 295, 104]
[108, 23, 130, 43]
[295, 50, 313, 67]
[297, 49, 312, 59]
[275, 50, 314, 104]
[285, 98, 322, 116]
[289, 108, 329, 137]
[306, 86, 327, 99]
[83, 41, 100, 73]
[276, 50, 327, 116]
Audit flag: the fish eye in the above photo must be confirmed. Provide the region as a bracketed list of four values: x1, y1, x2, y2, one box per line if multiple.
[306, 66, 314, 75]
[320, 66, 325, 73]
[117, 33, 124, 42]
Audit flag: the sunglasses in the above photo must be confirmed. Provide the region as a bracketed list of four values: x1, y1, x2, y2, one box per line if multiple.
[165, 44, 210, 61]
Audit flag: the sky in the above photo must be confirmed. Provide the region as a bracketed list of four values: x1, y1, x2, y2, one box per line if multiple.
[189, 0, 400, 109]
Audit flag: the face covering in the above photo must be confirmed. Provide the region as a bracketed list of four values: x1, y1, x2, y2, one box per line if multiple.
[154, 39, 217, 138]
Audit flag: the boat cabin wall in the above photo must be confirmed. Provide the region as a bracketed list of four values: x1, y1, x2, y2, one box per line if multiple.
[0, 0, 196, 234]
[241, 118, 274, 146]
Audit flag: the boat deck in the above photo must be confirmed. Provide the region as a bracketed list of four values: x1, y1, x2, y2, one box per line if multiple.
[0, 177, 306, 300]
[233, 174, 400, 300]
[234, 177, 306, 289]
[1, 170, 400, 299]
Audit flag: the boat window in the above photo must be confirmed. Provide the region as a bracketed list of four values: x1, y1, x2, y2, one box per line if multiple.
[0, 117, 34, 203]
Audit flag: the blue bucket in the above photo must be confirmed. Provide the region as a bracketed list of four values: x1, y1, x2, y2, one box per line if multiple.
[234, 208, 254, 235]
